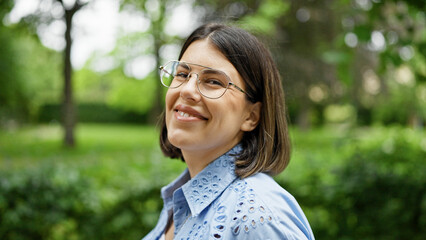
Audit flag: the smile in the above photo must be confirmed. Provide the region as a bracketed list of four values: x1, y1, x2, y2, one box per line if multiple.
[174, 105, 208, 120]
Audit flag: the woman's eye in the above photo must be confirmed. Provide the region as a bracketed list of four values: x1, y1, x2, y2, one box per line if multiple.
[175, 72, 188, 79]
[205, 79, 226, 87]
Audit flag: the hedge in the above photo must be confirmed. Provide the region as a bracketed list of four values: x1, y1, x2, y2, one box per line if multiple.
[279, 129, 426, 239]
[37, 104, 148, 124]
[0, 165, 162, 240]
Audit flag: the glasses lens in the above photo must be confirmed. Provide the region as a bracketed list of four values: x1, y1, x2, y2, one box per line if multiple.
[198, 69, 230, 99]
[159, 61, 231, 99]
[160, 61, 189, 88]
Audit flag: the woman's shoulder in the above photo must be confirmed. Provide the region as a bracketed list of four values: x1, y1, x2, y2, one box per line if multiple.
[230, 172, 298, 210]
[209, 173, 314, 239]
[244, 173, 298, 208]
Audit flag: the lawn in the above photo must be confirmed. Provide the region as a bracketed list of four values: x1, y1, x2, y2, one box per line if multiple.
[0, 122, 349, 177]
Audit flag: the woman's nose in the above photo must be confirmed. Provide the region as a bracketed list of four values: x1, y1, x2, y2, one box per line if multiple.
[179, 73, 201, 102]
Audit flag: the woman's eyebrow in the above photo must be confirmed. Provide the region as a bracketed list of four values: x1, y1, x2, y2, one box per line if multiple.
[177, 63, 190, 70]
[202, 69, 224, 75]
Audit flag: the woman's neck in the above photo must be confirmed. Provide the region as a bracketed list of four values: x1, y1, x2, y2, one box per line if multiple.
[182, 151, 216, 178]
[182, 142, 238, 178]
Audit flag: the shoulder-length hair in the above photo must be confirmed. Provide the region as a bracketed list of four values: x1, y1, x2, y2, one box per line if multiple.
[159, 23, 291, 179]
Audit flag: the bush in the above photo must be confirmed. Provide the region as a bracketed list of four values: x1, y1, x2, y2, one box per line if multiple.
[280, 128, 426, 239]
[329, 131, 426, 239]
[37, 103, 148, 124]
[0, 165, 96, 240]
[0, 164, 163, 240]
[95, 187, 162, 240]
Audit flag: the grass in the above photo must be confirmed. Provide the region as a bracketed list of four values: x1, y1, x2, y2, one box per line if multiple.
[0, 123, 346, 170]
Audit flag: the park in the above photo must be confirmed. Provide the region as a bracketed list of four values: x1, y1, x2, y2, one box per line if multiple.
[0, 0, 425, 239]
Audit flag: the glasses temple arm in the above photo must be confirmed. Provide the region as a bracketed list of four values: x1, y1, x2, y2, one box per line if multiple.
[229, 83, 246, 94]
[159, 66, 173, 76]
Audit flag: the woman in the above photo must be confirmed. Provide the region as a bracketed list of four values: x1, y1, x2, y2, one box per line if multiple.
[143, 23, 314, 240]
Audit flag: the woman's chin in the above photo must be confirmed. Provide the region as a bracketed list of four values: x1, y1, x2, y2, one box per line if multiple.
[168, 135, 192, 150]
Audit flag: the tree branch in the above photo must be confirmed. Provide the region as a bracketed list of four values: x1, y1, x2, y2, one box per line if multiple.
[74, 0, 88, 12]
[56, 0, 88, 14]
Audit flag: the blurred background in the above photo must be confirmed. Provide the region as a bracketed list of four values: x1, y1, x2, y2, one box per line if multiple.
[0, 0, 425, 239]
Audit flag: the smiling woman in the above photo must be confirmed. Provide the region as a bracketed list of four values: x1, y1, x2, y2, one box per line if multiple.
[142, 23, 315, 240]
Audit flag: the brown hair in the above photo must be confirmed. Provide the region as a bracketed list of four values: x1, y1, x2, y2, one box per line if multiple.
[159, 23, 291, 178]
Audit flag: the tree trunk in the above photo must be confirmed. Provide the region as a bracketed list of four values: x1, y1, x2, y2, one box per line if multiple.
[62, 7, 75, 147]
[148, 0, 166, 124]
[149, 31, 163, 124]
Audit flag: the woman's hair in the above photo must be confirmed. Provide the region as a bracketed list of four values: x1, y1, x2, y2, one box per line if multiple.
[159, 23, 291, 178]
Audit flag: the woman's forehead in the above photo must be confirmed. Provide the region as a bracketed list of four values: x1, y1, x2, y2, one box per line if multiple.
[177, 61, 213, 70]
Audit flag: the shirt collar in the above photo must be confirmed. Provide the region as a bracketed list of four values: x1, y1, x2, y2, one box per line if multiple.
[161, 168, 191, 210]
[161, 144, 242, 217]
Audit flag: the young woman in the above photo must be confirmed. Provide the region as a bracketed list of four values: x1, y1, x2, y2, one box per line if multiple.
[143, 23, 314, 240]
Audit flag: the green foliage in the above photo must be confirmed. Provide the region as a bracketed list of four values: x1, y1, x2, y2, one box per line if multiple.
[73, 68, 156, 116]
[342, 1, 425, 93]
[3, 0, 425, 129]
[239, 0, 289, 35]
[0, 165, 96, 240]
[74, 69, 108, 103]
[324, 104, 356, 124]
[372, 65, 425, 125]
[320, 46, 354, 87]
[317, 0, 425, 126]
[328, 128, 425, 239]
[95, 187, 163, 239]
[0, 164, 163, 240]
[0, 124, 185, 239]
[0, 26, 30, 122]
[0, 0, 13, 17]
[37, 103, 148, 123]
[0, 24, 61, 125]
[278, 127, 426, 239]
[373, 87, 422, 125]
[106, 72, 156, 114]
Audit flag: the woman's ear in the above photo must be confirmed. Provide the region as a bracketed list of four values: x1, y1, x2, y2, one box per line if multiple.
[241, 102, 262, 132]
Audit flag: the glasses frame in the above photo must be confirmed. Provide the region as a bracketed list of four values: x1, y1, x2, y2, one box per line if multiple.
[159, 60, 247, 99]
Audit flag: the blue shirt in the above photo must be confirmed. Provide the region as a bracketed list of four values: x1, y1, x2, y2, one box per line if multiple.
[142, 145, 315, 240]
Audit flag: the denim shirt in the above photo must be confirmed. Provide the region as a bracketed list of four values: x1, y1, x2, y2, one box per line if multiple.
[142, 145, 315, 240]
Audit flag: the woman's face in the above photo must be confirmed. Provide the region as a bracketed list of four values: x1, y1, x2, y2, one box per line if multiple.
[165, 39, 260, 159]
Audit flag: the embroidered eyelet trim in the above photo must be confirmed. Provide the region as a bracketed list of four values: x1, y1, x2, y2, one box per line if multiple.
[187, 156, 236, 211]
[212, 180, 274, 237]
[181, 220, 209, 240]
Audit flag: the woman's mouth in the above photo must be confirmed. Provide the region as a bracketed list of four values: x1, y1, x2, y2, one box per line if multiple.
[177, 110, 196, 118]
[174, 105, 208, 120]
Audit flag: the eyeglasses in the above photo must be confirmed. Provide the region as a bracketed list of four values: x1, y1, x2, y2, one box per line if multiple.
[159, 60, 246, 99]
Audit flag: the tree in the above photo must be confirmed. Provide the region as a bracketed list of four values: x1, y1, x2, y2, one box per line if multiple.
[13, 0, 88, 147]
[58, 0, 87, 147]
[330, 0, 426, 126]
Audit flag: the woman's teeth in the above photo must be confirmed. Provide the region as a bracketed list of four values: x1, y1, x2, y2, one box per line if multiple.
[178, 111, 192, 118]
